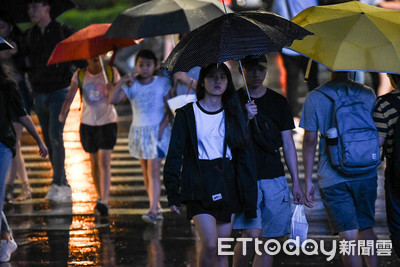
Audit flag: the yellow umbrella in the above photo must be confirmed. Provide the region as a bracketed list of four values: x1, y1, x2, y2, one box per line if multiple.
[287, 1, 400, 76]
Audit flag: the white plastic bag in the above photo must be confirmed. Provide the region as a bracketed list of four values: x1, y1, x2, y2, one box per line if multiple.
[290, 204, 309, 246]
[167, 94, 197, 113]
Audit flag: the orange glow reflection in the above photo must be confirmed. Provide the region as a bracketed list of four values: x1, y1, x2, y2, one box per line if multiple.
[63, 93, 97, 213]
[63, 93, 104, 264]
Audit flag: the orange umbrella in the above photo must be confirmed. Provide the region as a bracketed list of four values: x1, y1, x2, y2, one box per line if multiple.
[47, 23, 140, 65]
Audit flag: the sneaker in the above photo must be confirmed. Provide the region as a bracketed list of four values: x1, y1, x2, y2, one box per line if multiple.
[45, 184, 61, 201]
[141, 212, 157, 225]
[46, 184, 72, 202]
[95, 202, 109, 217]
[61, 185, 72, 201]
[156, 208, 163, 220]
[0, 238, 17, 262]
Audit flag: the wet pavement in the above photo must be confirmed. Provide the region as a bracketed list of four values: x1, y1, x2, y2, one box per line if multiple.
[6, 58, 400, 266]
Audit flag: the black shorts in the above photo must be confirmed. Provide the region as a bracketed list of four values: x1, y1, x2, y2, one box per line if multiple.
[186, 201, 234, 223]
[80, 123, 117, 153]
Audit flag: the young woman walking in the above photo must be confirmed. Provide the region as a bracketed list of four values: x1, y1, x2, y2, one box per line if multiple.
[164, 63, 258, 267]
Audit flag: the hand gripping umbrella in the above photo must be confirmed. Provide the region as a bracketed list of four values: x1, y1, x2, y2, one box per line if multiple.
[162, 10, 312, 100]
[287, 1, 400, 76]
[48, 23, 140, 82]
[0, 0, 76, 24]
[104, 0, 231, 39]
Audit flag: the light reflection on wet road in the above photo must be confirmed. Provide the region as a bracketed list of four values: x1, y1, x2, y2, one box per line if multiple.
[4, 88, 400, 266]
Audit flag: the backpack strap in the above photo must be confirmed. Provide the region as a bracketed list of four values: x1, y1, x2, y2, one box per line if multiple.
[315, 87, 337, 136]
[78, 68, 86, 90]
[104, 65, 114, 84]
[77, 68, 86, 111]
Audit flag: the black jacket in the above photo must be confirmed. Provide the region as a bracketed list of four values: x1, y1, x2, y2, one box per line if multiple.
[163, 103, 258, 219]
[24, 21, 79, 94]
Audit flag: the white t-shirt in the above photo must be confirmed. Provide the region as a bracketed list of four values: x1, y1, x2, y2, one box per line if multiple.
[123, 76, 171, 127]
[193, 102, 232, 160]
[72, 67, 120, 126]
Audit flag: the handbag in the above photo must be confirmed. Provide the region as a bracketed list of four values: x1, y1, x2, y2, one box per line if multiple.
[198, 139, 233, 209]
[290, 204, 309, 246]
[167, 81, 197, 113]
[250, 111, 282, 156]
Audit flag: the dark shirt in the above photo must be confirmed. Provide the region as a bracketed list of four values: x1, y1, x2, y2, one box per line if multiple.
[0, 79, 27, 156]
[24, 20, 75, 94]
[238, 88, 295, 179]
[373, 89, 400, 158]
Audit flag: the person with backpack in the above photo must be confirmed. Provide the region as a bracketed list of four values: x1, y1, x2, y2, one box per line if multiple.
[232, 55, 306, 267]
[373, 73, 400, 258]
[301, 71, 380, 267]
[59, 56, 120, 216]
[23, 0, 83, 202]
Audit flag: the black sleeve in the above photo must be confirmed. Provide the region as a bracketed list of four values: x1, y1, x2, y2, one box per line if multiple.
[163, 109, 188, 207]
[279, 96, 295, 131]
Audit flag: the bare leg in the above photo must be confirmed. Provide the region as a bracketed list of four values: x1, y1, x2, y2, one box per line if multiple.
[253, 237, 275, 267]
[90, 152, 101, 200]
[147, 158, 162, 214]
[139, 159, 149, 197]
[359, 228, 379, 267]
[193, 214, 218, 267]
[98, 149, 112, 203]
[233, 228, 261, 266]
[216, 214, 235, 267]
[339, 229, 363, 267]
[7, 122, 31, 201]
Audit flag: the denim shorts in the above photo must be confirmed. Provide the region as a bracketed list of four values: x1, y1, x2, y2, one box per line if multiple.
[80, 123, 117, 153]
[319, 178, 377, 234]
[233, 176, 291, 238]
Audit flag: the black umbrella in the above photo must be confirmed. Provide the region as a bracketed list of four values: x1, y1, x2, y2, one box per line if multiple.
[0, 36, 13, 51]
[162, 11, 313, 75]
[105, 0, 231, 39]
[0, 0, 76, 23]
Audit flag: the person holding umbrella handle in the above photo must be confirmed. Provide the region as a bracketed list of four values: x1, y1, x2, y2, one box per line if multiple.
[59, 55, 120, 216]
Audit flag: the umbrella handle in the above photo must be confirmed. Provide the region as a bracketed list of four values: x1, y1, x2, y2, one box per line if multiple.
[304, 57, 313, 82]
[238, 60, 251, 102]
[238, 59, 260, 131]
[99, 56, 109, 83]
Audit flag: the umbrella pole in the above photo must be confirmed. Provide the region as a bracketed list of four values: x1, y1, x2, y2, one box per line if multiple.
[238, 60, 252, 102]
[238, 59, 260, 130]
[222, 0, 228, 14]
[99, 56, 109, 83]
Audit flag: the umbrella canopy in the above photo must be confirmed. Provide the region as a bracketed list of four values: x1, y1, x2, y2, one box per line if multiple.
[0, 36, 13, 51]
[105, 0, 231, 39]
[287, 1, 400, 74]
[0, 0, 75, 24]
[162, 10, 312, 74]
[47, 23, 140, 65]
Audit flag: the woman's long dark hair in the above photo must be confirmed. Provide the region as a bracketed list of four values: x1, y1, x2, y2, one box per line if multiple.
[196, 63, 249, 149]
